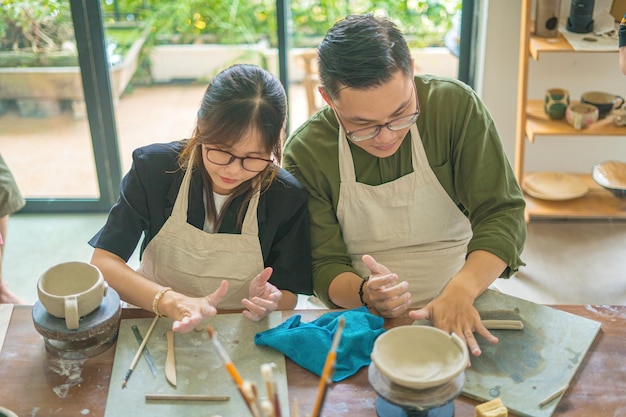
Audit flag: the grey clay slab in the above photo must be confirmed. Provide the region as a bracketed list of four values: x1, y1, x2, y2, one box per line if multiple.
[462, 290, 601, 417]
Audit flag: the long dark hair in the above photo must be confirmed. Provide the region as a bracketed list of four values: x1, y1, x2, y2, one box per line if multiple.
[178, 64, 287, 230]
[318, 14, 413, 99]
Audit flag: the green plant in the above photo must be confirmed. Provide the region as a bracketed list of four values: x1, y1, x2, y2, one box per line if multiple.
[105, 0, 460, 49]
[0, 0, 146, 68]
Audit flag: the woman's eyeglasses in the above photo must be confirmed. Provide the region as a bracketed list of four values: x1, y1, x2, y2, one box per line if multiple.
[203, 146, 273, 172]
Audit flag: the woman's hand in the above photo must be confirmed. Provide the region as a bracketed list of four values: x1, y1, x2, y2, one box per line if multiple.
[169, 280, 229, 333]
[362, 255, 412, 318]
[242, 267, 282, 321]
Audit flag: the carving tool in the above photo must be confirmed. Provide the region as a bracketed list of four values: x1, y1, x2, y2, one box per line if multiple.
[122, 315, 159, 388]
[145, 394, 230, 401]
[131, 325, 158, 377]
[207, 326, 260, 417]
[311, 316, 345, 417]
[166, 330, 177, 386]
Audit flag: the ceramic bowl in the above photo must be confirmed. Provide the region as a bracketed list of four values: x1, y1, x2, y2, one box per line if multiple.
[370, 325, 468, 390]
[0, 406, 18, 417]
[592, 160, 626, 198]
[581, 91, 625, 119]
[565, 103, 599, 130]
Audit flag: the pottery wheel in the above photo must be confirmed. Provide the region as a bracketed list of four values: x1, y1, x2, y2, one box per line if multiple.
[368, 363, 464, 411]
[32, 288, 121, 359]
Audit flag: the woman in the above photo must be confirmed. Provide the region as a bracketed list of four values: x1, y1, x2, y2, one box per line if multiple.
[90, 64, 312, 333]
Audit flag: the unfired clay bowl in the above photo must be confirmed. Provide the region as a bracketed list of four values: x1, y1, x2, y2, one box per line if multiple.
[0, 406, 18, 417]
[371, 325, 468, 390]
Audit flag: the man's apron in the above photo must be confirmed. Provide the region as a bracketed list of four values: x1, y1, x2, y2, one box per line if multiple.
[138, 148, 264, 310]
[336, 124, 472, 307]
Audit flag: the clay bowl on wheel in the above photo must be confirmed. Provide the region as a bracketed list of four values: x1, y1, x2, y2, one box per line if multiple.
[370, 325, 468, 390]
[592, 160, 626, 198]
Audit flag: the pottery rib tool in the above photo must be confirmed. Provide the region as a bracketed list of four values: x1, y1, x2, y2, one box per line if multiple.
[481, 320, 524, 330]
[122, 315, 159, 388]
[145, 394, 230, 401]
[207, 326, 262, 417]
[131, 325, 158, 377]
[165, 330, 177, 386]
[311, 316, 345, 417]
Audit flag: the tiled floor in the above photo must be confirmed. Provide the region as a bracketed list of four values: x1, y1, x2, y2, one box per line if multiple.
[2, 82, 626, 308]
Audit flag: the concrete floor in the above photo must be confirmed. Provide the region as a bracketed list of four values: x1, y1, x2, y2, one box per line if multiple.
[2, 82, 626, 307]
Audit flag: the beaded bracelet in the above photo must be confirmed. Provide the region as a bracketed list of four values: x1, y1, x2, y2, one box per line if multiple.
[359, 277, 369, 308]
[152, 286, 172, 317]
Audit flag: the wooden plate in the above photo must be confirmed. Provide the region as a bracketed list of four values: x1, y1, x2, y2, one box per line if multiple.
[522, 172, 589, 201]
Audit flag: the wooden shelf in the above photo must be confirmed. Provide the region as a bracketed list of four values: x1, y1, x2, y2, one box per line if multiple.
[529, 32, 616, 60]
[516, 0, 624, 222]
[529, 32, 573, 60]
[525, 100, 626, 142]
[523, 174, 626, 221]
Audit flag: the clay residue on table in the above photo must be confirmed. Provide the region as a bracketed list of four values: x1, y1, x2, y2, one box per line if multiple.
[48, 357, 86, 398]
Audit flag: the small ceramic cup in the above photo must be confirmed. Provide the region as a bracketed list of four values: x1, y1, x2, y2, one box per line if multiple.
[37, 261, 108, 330]
[544, 88, 570, 119]
[566, 103, 599, 130]
[581, 91, 625, 119]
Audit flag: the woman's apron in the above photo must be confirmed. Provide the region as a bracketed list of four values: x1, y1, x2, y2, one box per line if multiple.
[137, 148, 264, 310]
[335, 124, 472, 307]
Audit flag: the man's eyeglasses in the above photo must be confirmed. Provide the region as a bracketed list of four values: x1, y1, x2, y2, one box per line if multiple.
[334, 84, 420, 142]
[203, 146, 273, 172]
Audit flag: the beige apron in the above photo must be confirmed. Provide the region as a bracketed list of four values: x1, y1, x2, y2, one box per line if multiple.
[138, 149, 264, 310]
[336, 124, 472, 307]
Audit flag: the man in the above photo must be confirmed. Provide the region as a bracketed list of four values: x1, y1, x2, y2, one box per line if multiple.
[283, 14, 526, 357]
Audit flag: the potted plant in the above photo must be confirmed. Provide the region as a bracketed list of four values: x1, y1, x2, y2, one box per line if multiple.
[0, 0, 149, 118]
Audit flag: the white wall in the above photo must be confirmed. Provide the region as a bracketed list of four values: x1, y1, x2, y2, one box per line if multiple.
[477, 0, 626, 174]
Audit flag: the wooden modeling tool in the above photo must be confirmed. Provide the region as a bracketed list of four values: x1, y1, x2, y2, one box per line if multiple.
[311, 317, 345, 417]
[122, 315, 159, 388]
[207, 325, 258, 417]
[539, 384, 569, 408]
[145, 394, 230, 401]
[165, 330, 177, 386]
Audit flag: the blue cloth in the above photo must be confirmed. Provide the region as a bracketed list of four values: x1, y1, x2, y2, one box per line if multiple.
[255, 307, 385, 382]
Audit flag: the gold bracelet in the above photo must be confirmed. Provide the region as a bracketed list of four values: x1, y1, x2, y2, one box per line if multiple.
[152, 287, 172, 317]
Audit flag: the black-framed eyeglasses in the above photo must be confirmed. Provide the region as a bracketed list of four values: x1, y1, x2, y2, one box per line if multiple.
[334, 84, 420, 142]
[203, 146, 273, 172]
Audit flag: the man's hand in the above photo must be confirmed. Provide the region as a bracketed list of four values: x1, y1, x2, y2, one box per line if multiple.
[362, 254, 411, 318]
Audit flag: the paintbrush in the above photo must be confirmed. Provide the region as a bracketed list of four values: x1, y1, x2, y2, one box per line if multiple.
[206, 325, 259, 416]
[122, 315, 159, 388]
[311, 316, 345, 417]
[261, 363, 281, 417]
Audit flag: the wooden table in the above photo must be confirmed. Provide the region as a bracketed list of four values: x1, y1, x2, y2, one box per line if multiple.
[1, 305, 625, 416]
